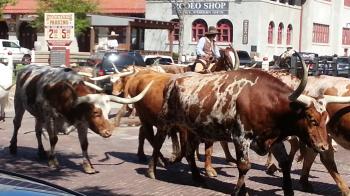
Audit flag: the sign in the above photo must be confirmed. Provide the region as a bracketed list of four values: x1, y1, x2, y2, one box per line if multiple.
[45, 13, 75, 46]
[242, 20, 249, 45]
[172, 1, 229, 15]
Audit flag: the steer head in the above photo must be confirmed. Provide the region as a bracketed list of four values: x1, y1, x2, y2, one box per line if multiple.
[284, 51, 329, 152]
[44, 80, 153, 138]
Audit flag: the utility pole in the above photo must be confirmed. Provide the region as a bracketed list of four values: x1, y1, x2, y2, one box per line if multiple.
[171, 0, 188, 63]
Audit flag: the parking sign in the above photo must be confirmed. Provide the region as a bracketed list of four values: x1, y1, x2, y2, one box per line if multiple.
[45, 13, 75, 46]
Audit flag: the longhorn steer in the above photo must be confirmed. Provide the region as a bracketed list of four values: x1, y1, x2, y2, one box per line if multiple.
[265, 72, 350, 195]
[9, 65, 151, 174]
[149, 59, 338, 195]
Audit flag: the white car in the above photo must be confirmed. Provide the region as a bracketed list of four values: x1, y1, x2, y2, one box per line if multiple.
[143, 55, 174, 65]
[0, 39, 31, 64]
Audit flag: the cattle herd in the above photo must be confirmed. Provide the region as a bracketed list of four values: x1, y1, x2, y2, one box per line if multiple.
[2, 48, 350, 196]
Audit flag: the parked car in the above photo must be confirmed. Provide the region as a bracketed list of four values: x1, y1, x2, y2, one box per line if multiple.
[0, 39, 31, 65]
[237, 50, 253, 68]
[334, 56, 350, 76]
[144, 55, 174, 65]
[94, 51, 146, 94]
[0, 169, 84, 196]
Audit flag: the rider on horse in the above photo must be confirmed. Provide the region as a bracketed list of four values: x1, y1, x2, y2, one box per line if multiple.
[194, 26, 221, 73]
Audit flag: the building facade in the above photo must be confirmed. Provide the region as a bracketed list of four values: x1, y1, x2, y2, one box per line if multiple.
[145, 0, 350, 61]
[0, 0, 145, 52]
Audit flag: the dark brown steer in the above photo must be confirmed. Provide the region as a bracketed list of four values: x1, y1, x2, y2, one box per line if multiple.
[9, 65, 151, 174]
[148, 56, 339, 195]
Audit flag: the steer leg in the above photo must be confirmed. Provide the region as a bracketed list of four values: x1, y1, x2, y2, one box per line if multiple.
[34, 119, 47, 159]
[186, 134, 205, 185]
[299, 146, 317, 192]
[137, 125, 148, 162]
[46, 118, 59, 169]
[147, 128, 167, 179]
[271, 141, 293, 196]
[220, 141, 236, 165]
[169, 127, 181, 162]
[9, 96, 25, 155]
[204, 141, 217, 177]
[232, 139, 251, 196]
[77, 126, 97, 174]
[319, 145, 350, 195]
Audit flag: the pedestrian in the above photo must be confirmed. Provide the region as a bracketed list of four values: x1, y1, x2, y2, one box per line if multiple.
[107, 31, 119, 51]
[193, 26, 221, 73]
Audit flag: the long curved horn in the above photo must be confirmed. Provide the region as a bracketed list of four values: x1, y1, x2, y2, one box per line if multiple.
[229, 43, 240, 70]
[288, 51, 308, 101]
[323, 95, 350, 105]
[77, 72, 93, 77]
[111, 63, 119, 73]
[108, 80, 154, 104]
[110, 68, 136, 83]
[89, 75, 112, 81]
[83, 81, 103, 92]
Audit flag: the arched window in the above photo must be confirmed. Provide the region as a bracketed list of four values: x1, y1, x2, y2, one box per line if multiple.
[192, 19, 207, 42]
[286, 24, 293, 45]
[277, 23, 284, 45]
[216, 19, 233, 43]
[170, 19, 179, 41]
[268, 21, 275, 44]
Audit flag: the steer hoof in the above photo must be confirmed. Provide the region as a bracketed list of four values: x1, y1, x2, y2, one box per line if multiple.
[146, 170, 156, 179]
[283, 189, 294, 196]
[48, 157, 60, 169]
[9, 144, 17, 155]
[265, 163, 278, 175]
[83, 161, 98, 174]
[205, 167, 217, 177]
[232, 186, 247, 196]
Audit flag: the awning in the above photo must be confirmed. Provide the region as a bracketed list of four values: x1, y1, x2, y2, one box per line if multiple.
[88, 14, 174, 30]
[3, 0, 145, 14]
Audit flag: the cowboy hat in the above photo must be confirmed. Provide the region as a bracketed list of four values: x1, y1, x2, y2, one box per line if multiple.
[109, 31, 119, 37]
[205, 26, 219, 35]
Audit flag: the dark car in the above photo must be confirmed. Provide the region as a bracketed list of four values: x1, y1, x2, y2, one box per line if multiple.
[95, 51, 146, 94]
[0, 169, 84, 196]
[237, 50, 252, 68]
[334, 56, 350, 76]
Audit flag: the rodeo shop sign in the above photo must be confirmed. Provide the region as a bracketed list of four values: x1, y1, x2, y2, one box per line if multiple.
[172, 1, 229, 15]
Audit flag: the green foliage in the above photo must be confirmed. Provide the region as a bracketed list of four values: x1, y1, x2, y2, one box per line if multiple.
[0, 0, 16, 15]
[32, 0, 98, 35]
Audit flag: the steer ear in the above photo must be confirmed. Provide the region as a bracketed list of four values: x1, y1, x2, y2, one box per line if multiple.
[290, 102, 306, 115]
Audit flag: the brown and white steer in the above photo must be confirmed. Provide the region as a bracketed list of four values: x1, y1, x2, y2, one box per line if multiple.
[149, 57, 350, 195]
[9, 65, 152, 174]
[265, 72, 350, 195]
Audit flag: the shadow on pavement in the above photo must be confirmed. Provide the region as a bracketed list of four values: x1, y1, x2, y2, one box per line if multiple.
[76, 186, 130, 196]
[0, 146, 91, 180]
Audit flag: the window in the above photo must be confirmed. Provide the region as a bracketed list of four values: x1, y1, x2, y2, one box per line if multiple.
[343, 28, 350, 45]
[268, 21, 275, 44]
[217, 19, 233, 42]
[2, 41, 19, 48]
[312, 23, 329, 43]
[345, 0, 350, 7]
[170, 19, 179, 41]
[286, 24, 293, 45]
[277, 23, 284, 45]
[192, 19, 207, 42]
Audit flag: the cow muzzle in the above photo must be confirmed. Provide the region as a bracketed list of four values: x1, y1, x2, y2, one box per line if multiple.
[100, 129, 112, 138]
[315, 142, 329, 152]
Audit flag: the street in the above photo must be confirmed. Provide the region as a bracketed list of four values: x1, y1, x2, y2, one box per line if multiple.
[0, 108, 349, 196]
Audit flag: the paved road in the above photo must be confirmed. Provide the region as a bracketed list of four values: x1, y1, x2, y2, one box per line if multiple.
[0, 109, 349, 196]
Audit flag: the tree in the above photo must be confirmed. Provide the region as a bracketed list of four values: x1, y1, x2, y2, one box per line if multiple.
[32, 0, 98, 35]
[170, 0, 188, 63]
[0, 0, 16, 15]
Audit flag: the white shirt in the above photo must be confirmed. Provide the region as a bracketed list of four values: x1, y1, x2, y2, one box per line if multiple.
[107, 39, 118, 49]
[196, 37, 220, 58]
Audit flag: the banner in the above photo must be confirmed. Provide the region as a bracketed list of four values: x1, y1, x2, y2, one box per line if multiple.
[172, 1, 229, 15]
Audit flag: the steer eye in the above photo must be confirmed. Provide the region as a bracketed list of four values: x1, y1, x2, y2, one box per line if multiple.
[93, 111, 101, 117]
